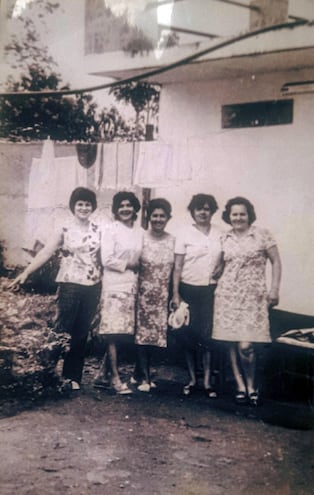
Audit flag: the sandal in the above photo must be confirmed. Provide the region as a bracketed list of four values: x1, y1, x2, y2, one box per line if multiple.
[183, 384, 196, 396]
[249, 391, 260, 407]
[205, 387, 218, 399]
[112, 380, 133, 395]
[60, 379, 80, 392]
[234, 391, 248, 405]
[137, 382, 151, 393]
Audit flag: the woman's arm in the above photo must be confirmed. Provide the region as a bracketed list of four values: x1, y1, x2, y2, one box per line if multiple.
[172, 253, 185, 309]
[267, 245, 282, 307]
[212, 252, 225, 281]
[101, 224, 137, 272]
[7, 231, 62, 290]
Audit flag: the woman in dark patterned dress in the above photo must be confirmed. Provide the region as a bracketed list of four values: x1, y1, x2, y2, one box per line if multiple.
[135, 198, 175, 392]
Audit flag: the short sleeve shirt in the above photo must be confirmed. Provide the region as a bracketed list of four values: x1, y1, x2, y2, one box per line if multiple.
[56, 220, 102, 286]
[175, 224, 222, 286]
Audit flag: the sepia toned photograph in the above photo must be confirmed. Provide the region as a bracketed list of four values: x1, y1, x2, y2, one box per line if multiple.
[0, 1, 314, 493]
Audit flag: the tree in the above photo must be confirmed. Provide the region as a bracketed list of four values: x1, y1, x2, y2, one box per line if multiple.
[0, 1, 131, 142]
[110, 82, 160, 140]
[0, 1, 100, 141]
[0, 65, 101, 142]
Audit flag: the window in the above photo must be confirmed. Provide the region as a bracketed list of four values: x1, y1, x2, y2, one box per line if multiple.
[222, 99, 293, 129]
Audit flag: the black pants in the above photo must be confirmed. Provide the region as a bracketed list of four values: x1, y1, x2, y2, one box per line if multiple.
[55, 282, 101, 383]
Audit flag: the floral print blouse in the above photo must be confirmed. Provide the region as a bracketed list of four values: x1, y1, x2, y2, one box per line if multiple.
[56, 220, 101, 286]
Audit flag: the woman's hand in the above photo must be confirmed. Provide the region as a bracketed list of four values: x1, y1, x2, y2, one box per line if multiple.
[7, 272, 29, 291]
[170, 294, 181, 311]
[126, 261, 139, 274]
[267, 289, 279, 307]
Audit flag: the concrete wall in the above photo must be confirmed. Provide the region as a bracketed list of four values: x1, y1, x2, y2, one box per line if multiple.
[156, 68, 314, 316]
[0, 142, 42, 267]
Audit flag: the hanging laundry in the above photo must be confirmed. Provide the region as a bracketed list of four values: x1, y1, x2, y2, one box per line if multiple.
[76, 143, 97, 169]
[116, 142, 134, 188]
[134, 141, 172, 186]
[94, 142, 117, 190]
[28, 139, 55, 209]
[54, 156, 87, 207]
[168, 141, 192, 181]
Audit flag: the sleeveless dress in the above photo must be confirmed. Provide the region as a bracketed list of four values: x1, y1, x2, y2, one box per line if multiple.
[135, 231, 175, 348]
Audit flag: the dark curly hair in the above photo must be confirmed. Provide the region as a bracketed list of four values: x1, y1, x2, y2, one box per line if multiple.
[69, 187, 97, 213]
[187, 193, 218, 218]
[222, 196, 256, 225]
[112, 191, 141, 221]
[147, 198, 172, 220]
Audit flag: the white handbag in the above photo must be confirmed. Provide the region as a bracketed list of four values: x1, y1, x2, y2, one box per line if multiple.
[168, 301, 190, 330]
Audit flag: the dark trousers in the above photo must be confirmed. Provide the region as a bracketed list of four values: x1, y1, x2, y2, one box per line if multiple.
[55, 282, 101, 383]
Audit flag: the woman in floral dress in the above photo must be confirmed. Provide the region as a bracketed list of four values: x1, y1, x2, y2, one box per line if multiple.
[135, 198, 175, 392]
[97, 191, 143, 394]
[9, 187, 102, 391]
[212, 197, 281, 406]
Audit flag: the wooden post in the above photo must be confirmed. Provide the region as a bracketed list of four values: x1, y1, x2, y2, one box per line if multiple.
[141, 188, 151, 230]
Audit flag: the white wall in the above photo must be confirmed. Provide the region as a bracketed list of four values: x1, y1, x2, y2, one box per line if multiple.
[156, 68, 314, 316]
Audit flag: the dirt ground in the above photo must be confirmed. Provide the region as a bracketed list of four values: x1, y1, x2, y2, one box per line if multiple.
[0, 359, 314, 495]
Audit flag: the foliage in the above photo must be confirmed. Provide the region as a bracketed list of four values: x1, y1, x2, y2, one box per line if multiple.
[0, 65, 100, 142]
[110, 82, 160, 139]
[1, 1, 132, 142]
[123, 34, 154, 57]
[98, 106, 132, 142]
[4, 0, 60, 75]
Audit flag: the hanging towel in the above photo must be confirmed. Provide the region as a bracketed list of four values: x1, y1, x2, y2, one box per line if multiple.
[94, 142, 117, 190]
[28, 139, 55, 209]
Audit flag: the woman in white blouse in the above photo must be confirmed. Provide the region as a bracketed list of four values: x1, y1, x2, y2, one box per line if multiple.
[97, 191, 143, 394]
[172, 194, 222, 398]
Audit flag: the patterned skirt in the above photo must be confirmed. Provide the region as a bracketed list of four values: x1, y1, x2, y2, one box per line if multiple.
[98, 270, 138, 336]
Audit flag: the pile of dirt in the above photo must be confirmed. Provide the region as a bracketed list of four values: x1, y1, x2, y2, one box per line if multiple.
[0, 277, 70, 397]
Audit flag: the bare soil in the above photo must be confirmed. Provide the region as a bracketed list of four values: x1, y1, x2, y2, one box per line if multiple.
[0, 279, 313, 494]
[0, 359, 313, 495]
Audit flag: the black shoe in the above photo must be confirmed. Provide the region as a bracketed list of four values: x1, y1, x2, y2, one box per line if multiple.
[248, 391, 260, 407]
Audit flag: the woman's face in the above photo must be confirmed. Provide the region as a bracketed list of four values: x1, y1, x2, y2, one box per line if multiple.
[150, 208, 169, 234]
[116, 199, 135, 224]
[193, 203, 212, 226]
[229, 204, 249, 231]
[74, 200, 93, 221]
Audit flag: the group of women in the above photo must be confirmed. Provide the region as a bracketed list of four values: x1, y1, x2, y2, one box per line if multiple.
[9, 186, 281, 405]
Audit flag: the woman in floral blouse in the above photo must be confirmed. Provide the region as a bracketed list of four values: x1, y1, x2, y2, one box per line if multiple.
[212, 197, 281, 406]
[135, 198, 175, 392]
[9, 187, 102, 391]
